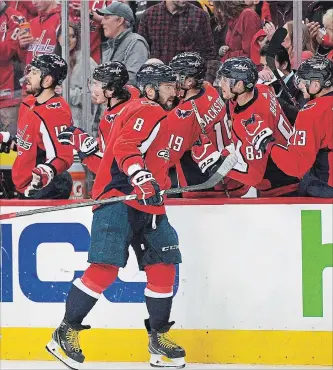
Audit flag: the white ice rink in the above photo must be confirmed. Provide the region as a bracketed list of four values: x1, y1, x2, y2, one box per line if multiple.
[0, 362, 330, 370]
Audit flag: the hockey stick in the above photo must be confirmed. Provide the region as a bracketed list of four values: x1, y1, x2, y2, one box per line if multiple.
[266, 27, 301, 110]
[0, 155, 237, 220]
[190, 99, 231, 197]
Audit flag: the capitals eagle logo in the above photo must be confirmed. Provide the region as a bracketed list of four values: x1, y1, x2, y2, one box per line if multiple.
[46, 102, 62, 109]
[176, 108, 193, 119]
[105, 114, 117, 123]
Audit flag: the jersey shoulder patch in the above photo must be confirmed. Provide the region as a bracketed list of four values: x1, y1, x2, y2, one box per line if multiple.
[301, 102, 316, 111]
[175, 108, 193, 119]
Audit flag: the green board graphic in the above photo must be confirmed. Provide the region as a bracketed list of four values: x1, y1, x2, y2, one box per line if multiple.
[302, 210, 333, 317]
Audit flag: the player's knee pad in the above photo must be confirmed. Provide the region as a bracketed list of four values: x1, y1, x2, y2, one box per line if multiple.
[144, 263, 175, 298]
[81, 263, 119, 294]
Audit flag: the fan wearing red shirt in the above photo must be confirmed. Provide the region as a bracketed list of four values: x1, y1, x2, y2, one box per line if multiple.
[58, 61, 140, 174]
[0, 2, 25, 135]
[17, 0, 61, 65]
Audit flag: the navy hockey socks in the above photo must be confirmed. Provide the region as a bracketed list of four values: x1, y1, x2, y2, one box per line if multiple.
[145, 296, 173, 330]
[64, 279, 99, 325]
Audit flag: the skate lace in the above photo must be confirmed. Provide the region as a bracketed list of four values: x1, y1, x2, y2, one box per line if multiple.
[158, 332, 179, 349]
[65, 328, 81, 353]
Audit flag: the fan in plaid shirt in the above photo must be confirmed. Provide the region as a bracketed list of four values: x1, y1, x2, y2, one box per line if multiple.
[138, 0, 218, 83]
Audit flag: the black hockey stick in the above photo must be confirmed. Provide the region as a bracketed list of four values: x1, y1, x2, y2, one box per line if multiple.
[266, 27, 301, 110]
[0, 154, 237, 220]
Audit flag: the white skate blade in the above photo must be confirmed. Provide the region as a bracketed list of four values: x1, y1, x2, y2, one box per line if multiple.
[46, 339, 82, 370]
[150, 354, 185, 369]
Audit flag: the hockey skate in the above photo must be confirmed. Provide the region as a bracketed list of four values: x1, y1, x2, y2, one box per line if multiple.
[145, 319, 186, 368]
[46, 320, 90, 370]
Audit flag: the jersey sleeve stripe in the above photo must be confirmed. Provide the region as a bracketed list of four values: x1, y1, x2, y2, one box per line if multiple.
[39, 120, 57, 162]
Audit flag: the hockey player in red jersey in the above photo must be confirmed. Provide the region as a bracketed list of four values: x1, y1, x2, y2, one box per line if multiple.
[168, 52, 249, 197]
[216, 57, 299, 196]
[258, 57, 333, 197]
[0, 54, 74, 199]
[58, 61, 140, 174]
[46, 64, 187, 369]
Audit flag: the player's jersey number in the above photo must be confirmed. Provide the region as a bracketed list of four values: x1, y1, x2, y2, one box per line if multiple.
[133, 118, 144, 131]
[168, 134, 184, 152]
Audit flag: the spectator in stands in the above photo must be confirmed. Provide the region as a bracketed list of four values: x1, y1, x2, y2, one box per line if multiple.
[259, 44, 305, 123]
[54, 23, 98, 131]
[97, 2, 149, 85]
[264, 20, 315, 69]
[17, 0, 61, 65]
[307, 8, 333, 61]
[7, 0, 38, 21]
[246, 1, 272, 22]
[69, 0, 110, 64]
[216, 1, 261, 62]
[138, 0, 218, 83]
[304, 1, 333, 25]
[269, 1, 293, 28]
[0, 1, 24, 136]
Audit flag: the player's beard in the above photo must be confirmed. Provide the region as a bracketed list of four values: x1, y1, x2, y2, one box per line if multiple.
[26, 82, 41, 96]
[173, 0, 187, 10]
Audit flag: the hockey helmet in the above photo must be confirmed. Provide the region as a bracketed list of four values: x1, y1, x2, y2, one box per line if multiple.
[295, 56, 332, 89]
[217, 57, 258, 90]
[29, 54, 68, 85]
[136, 63, 177, 95]
[92, 61, 129, 91]
[169, 52, 206, 84]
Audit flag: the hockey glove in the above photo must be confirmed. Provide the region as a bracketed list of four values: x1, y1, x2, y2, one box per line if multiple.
[24, 164, 54, 197]
[58, 126, 98, 159]
[192, 134, 224, 175]
[251, 128, 275, 153]
[130, 170, 163, 206]
[0, 132, 17, 153]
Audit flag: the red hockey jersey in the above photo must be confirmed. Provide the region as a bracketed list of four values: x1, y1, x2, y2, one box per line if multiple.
[83, 85, 140, 173]
[92, 98, 170, 215]
[0, 5, 25, 108]
[271, 92, 333, 186]
[12, 95, 74, 193]
[165, 82, 248, 197]
[225, 84, 299, 196]
[19, 6, 61, 65]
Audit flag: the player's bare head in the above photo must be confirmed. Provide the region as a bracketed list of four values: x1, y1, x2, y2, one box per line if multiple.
[295, 57, 333, 99]
[24, 54, 67, 97]
[137, 64, 177, 110]
[170, 52, 206, 93]
[217, 57, 258, 100]
[91, 62, 129, 104]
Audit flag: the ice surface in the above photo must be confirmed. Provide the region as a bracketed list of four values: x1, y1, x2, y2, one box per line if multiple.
[0, 361, 329, 370]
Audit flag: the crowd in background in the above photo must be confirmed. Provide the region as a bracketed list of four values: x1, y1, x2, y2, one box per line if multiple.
[0, 0, 333, 199]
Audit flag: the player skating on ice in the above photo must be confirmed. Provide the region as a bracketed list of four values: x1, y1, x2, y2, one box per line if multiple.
[46, 64, 186, 369]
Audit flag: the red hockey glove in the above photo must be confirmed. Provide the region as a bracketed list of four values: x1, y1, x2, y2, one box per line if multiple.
[191, 134, 223, 175]
[0, 132, 17, 153]
[241, 113, 275, 153]
[130, 170, 163, 206]
[24, 164, 54, 197]
[58, 126, 98, 159]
